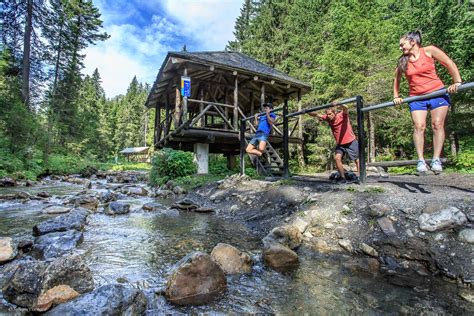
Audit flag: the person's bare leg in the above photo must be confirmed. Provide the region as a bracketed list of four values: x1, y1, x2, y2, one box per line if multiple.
[411, 110, 428, 160]
[246, 144, 262, 156]
[355, 159, 360, 176]
[335, 153, 345, 177]
[258, 141, 267, 154]
[430, 106, 449, 158]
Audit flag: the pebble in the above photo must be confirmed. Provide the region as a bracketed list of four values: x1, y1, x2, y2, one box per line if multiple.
[458, 229, 474, 244]
[360, 243, 378, 257]
[338, 240, 354, 253]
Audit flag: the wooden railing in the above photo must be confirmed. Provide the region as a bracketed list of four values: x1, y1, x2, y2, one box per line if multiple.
[156, 99, 301, 146]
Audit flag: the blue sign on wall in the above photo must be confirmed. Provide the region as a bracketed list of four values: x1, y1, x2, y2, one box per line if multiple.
[181, 76, 191, 97]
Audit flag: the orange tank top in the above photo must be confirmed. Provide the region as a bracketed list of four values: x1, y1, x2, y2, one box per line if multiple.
[405, 47, 444, 96]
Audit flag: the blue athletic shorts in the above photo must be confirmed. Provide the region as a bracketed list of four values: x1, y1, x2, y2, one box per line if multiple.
[249, 131, 268, 146]
[408, 92, 450, 112]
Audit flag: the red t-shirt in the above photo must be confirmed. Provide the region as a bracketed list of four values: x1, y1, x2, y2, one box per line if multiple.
[321, 111, 356, 145]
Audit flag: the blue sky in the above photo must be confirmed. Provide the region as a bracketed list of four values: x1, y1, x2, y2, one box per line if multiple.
[83, 0, 243, 97]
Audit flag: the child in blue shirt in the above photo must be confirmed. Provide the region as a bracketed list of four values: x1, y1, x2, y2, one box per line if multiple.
[246, 103, 276, 157]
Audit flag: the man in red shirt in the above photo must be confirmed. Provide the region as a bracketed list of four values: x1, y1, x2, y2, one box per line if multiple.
[308, 102, 359, 183]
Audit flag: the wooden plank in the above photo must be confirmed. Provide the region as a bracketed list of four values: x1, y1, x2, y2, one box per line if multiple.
[188, 104, 213, 128]
[199, 88, 204, 128]
[224, 88, 228, 130]
[182, 66, 188, 121]
[234, 76, 239, 130]
[187, 98, 234, 108]
[174, 84, 181, 128]
[211, 104, 234, 130]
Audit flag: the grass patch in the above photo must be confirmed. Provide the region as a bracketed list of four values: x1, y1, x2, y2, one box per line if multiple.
[387, 166, 416, 175]
[364, 186, 385, 193]
[173, 174, 225, 190]
[278, 178, 296, 186]
[98, 162, 151, 171]
[341, 208, 352, 216]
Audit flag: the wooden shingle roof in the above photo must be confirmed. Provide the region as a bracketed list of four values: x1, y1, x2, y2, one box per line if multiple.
[145, 51, 311, 108]
[169, 51, 310, 88]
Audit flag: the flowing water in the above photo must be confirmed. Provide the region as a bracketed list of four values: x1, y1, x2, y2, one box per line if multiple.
[0, 182, 472, 314]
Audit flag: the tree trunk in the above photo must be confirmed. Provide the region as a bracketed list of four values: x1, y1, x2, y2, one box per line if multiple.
[22, 0, 33, 109]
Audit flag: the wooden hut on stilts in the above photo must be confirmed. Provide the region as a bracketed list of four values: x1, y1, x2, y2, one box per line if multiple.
[145, 51, 311, 175]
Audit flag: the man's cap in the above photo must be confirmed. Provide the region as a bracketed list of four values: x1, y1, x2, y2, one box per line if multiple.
[263, 103, 273, 109]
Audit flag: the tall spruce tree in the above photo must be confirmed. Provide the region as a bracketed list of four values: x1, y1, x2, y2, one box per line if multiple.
[43, 0, 108, 147]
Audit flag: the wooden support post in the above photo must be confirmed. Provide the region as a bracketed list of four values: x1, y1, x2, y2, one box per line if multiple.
[250, 92, 255, 117]
[165, 95, 170, 135]
[260, 83, 265, 109]
[283, 99, 289, 177]
[154, 104, 161, 147]
[182, 66, 188, 122]
[234, 76, 239, 130]
[174, 83, 181, 129]
[240, 118, 246, 175]
[199, 88, 204, 127]
[224, 88, 228, 130]
[227, 155, 237, 170]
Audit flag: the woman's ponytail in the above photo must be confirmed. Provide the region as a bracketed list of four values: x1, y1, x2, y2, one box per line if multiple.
[397, 30, 423, 73]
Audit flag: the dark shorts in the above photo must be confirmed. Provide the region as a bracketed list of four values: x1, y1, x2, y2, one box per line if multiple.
[409, 91, 450, 112]
[249, 131, 268, 146]
[335, 140, 359, 161]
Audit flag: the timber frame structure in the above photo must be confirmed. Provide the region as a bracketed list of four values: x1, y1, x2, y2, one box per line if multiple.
[145, 51, 311, 162]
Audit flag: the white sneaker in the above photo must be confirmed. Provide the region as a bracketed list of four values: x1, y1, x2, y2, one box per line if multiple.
[417, 160, 428, 173]
[431, 158, 443, 174]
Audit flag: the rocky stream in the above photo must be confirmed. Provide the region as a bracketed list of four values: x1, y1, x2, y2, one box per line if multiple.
[0, 171, 473, 314]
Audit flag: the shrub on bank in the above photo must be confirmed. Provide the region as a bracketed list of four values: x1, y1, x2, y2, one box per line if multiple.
[150, 148, 196, 186]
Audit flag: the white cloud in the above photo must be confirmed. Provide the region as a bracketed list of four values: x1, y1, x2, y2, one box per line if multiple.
[83, 0, 243, 98]
[162, 0, 242, 50]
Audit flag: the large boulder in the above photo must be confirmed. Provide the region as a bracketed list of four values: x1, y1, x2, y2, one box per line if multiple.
[41, 255, 94, 294]
[122, 186, 149, 196]
[262, 242, 299, 272]
[73, 196, 99, 210]
[32, 230, 83, 259]
[210, 243, 252, 274]
[105, 202, 130, 215]
[45, 284, 147, 315]
[98, 190, 117, 203]
[0, 237, 15, 264]
[165, 252, 227, 305]
[142, 202, 163, 212]
[172, 198, 200, 211]
[418, 206, 467, 232]
[0, 177, 16, 187]
[2, 258, 46, 308]
[2, 255, 93, 309]
[33, 208, 88, 236]
[264, 225, 303, 250]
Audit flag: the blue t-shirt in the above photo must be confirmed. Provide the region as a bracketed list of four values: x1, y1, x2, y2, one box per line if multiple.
[256, 112, 276, 136]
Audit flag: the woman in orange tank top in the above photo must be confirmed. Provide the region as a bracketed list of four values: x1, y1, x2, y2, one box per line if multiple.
[393, 30, 462, 174]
